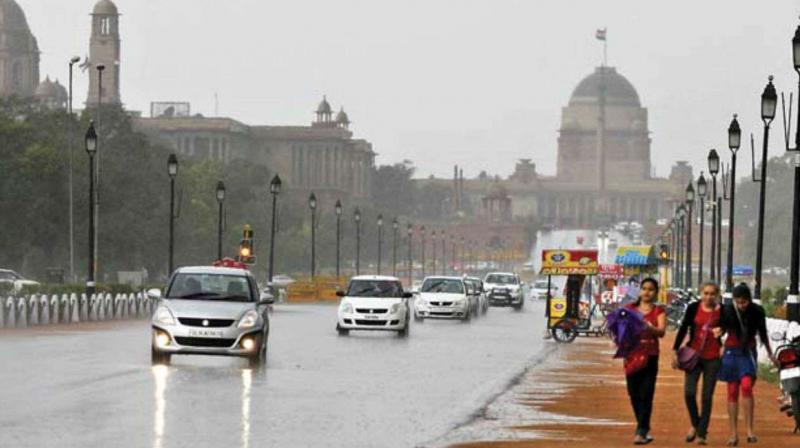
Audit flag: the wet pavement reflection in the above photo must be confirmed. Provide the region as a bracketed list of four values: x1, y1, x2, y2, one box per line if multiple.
[1, 302, 547, 447]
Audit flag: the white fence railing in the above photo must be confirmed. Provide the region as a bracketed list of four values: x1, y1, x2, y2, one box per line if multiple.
[0, 292, 154, 329]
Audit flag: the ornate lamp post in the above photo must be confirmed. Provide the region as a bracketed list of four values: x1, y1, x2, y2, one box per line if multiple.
[354, 208, 361, 275]
[268, 175, 281, 283]
[376, 214, 384, 275]
[85, 122, 98, 296]
[67, 56, 80, 282]
[335, 200, 342, 279]
[685, 183, 695, 292]
[406, 223, 413, 286]
[421, 226, 426, 278]
[309, 192, 317, 279]
[708, 150, 720, 281]
[697, 173, 707, 286]
[676, 205, 685, 289]
[441, 230, 446, 275]
[215, 180, 225, 261]
[753, 76, 778, 301]
[392, 218, 399, 277]
[168, 154, 179, 273]
[787, 24, 800, 321]
[725, 115, 742, 296]
[431, 230, 437, 275]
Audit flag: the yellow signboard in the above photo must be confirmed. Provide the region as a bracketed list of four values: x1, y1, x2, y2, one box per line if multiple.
[539, 249, 599, 276]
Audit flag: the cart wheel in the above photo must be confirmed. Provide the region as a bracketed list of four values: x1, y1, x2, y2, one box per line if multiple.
[550, 320, 578, 343]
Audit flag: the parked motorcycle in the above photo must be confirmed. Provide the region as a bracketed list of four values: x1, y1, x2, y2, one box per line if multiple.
[771, 330, 800, 433]
[666, 289, 693, 331]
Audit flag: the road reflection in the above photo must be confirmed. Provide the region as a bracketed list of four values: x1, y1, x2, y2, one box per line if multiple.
[152, 365, 169, 448]
[241, 369, 252, 448]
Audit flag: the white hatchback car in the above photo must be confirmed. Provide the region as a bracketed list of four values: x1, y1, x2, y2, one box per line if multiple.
[413, 276, 472, 321]
[336, 276, 412, 337]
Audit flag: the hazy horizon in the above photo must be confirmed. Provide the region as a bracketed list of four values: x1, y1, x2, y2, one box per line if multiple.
[19, 0, 800, 180]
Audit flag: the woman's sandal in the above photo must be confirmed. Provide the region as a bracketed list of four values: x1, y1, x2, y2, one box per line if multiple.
[686, 428, 697, 443]
[747, 435, 758, 443]
[697, 437, 708, 446]
[727, 437, 739, 446]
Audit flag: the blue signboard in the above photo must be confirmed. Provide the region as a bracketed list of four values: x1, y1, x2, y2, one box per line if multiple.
[722, 265, 754, 276]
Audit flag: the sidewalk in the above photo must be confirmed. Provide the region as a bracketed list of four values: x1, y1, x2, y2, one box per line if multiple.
[452, 333, 798, 447]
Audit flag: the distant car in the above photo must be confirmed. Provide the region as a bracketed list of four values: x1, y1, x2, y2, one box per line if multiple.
[270, 274, 295, 287]
[149, 266, 274, 367]
[0, 269, 40, 294]
[531, 279, 557, 300]
[484, 272, 524, 310]
[413, 276, 472, 321]
[465, 276, 489, 315]
[336, 275, 412, 337]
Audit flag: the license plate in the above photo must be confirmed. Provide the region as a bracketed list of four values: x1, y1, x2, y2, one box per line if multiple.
[188, 328, 224, 338]
[780, 366, 800, 380]
[363, 315, 380, 320]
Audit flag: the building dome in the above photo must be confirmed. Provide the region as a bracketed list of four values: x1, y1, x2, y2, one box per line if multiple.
[35, 76, 66, 99]
[0, 0, 38, 52]
[335, 107, 350, 125]
[569, 66, 640, 107]
[92, 0, 118, 15]
[316, 95, 332, 114]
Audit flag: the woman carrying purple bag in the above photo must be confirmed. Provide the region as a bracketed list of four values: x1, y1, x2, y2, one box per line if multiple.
[672, 282, 722, 446]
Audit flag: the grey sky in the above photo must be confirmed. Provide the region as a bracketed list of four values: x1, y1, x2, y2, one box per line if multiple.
[20, 0, 800, 180]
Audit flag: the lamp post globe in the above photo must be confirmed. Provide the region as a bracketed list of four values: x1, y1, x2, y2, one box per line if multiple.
[761, 75, 778, 124]
[85, 121, 97, 155]
[270, 174, 282, 195]
[335, 199, 342, 216]
[728, 114, 741, 152]
[793, 24, 800, 71]
[216, 181, 225, 202]
[708, 149, 720, 176]
[168, 153, 178, 178]
[697, 173, 707, 198]
[685, 182, 695, 204]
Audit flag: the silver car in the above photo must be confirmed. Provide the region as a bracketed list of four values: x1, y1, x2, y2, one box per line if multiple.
[149, 266, 274, 367]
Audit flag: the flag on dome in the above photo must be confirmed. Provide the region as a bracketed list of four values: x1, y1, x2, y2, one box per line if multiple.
[595, 28, 607, 41]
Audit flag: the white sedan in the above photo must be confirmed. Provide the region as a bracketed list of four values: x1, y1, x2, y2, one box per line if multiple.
[0, 269, 40, 294]
[413, 276, 472, 321]
[336, 276, 412, 337]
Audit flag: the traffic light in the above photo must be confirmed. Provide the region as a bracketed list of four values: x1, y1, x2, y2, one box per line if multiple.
[659, 244, 669, 261]
[237, 224, 256, 264]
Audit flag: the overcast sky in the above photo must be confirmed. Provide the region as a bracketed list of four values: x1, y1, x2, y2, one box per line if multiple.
[19, 0, 800, 180]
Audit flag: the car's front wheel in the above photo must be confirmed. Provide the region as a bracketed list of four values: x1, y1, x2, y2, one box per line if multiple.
[461, 308, 471, 322]
[247, 334, 266, 368]
[151, 349, 170, 365]
[397, 318, 409, 337]
[336, 323, 349, 336]
[414, 312, 424, 322]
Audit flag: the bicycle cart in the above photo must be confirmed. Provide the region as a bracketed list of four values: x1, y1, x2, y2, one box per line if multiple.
[542, 249, 601, 343]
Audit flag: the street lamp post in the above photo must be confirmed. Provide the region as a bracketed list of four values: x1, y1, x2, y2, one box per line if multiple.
[354, 208, 361, 275]
[335, 200, 342, 279]
[441, 230, 446, 275]
[309, 193, 317, 279]
[697, 173, 707, 286]
[268, 175, 282, 283]
[421, 226, 426, 278]
[753, 77, 777, 302]
[726, 115, 742, 296]
[392, 218, 398, 277]
[450, 235, 456, 275]
[406, 224, 413, 286]
[215, 180, 225, 261]
[93, 64, 104, 284]
[67, 56, 80, 282]
[431, 230, 437, 275]
[708, 150, 720, 282]
[376, 214, 383, 275]
[85, 122, 97, 296]
[685, 183, 695, 292]
[676, 206, 685, 289]
[788, 25, 800, 321]
[168, 155, 178, 273]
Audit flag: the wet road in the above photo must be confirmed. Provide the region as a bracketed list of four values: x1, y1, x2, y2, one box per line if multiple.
[0, 301, 548, 448]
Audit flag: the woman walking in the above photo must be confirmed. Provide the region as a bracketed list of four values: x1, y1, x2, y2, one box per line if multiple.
[625, 278, 666, 445]
[716, 283, 776, 446]
[672, 282, 722, 445]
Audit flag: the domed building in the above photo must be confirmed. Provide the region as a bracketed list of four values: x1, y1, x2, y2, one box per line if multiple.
[34, 76, 67, 109]
[0, 0, 40, 97]
[557, 66, 652, 185]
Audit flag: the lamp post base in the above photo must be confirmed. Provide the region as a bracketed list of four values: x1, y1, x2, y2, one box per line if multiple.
[788, 294, 800, 323]
[722, 291, 733, 306]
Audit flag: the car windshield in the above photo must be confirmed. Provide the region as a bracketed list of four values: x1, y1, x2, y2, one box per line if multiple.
[421, 278, 464, 294]
[534, 281, 549, 289]
[485, 274, 518, 285]
[346, 280, 404, 298]
[167, 273, 253, 301]
[0, 271, 17, 281]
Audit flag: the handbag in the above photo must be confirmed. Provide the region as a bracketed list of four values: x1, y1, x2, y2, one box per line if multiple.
[624, 344, 650, 376]
[677, 315, 715, 371]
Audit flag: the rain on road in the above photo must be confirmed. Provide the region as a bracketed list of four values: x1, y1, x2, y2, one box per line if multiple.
[0, 301, 549, 447]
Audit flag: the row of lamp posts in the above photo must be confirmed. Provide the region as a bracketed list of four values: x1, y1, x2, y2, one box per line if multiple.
[663, 23, 800, 322]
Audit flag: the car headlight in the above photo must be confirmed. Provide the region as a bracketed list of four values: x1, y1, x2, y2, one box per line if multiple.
[340, 303, 353, 313]
[154, 306, 176, 325]
[453, 298, 466, 307]
[237, 310, 260, 328]
[390, 303, 401, 314]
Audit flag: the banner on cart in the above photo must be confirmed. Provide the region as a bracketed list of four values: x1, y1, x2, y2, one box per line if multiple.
[540, 250, 599, 275]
